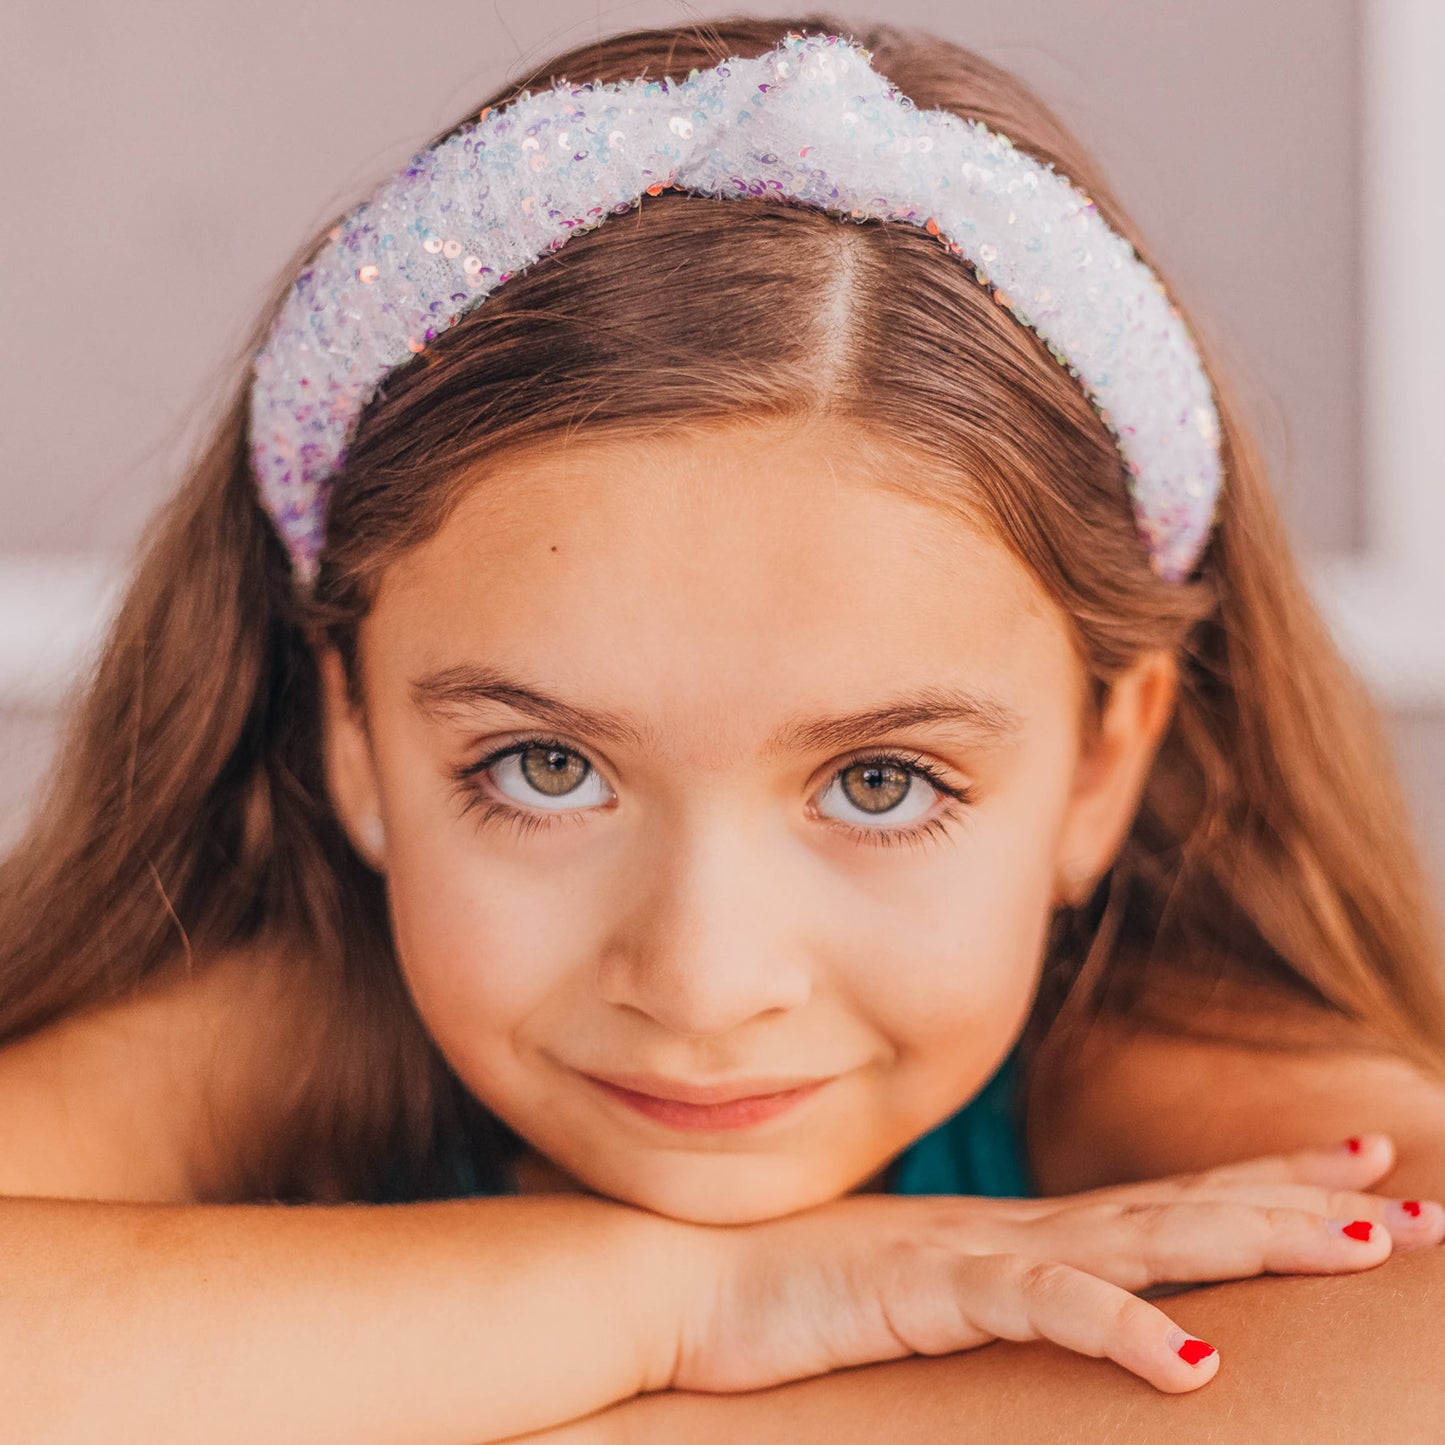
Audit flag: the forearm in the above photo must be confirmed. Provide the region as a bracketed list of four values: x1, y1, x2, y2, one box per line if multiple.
[578, 1244, 1445, 1444]
[0, 1192, 691, 1445]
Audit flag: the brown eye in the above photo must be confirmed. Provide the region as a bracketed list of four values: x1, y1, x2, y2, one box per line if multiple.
[839, 760, 912, 814]
[814, 753, 954, 834]
[476, 740, 612, 812]
[518, 744, 591, 797]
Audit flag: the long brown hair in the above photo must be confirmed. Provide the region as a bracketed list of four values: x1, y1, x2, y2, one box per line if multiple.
[3, 15, 1442, 1203]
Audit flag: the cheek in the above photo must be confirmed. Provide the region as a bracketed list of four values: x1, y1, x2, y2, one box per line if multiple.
[839, 784, 1064, 1051]
[380, 814, 577, 1059]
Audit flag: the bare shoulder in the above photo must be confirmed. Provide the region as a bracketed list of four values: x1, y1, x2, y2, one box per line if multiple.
[1025, 985, 1445, 1199]
[0, 942, 322, 1203]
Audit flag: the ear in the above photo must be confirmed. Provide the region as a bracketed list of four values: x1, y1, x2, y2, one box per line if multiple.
[1051, 648, 1179, 906]
[316, 641, 388, 873]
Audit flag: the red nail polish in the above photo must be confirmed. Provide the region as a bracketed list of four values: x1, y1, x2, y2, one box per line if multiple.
[1342, 1136, 1363, 1154]
[1401, 1200, 1422, 1218]
[1343, 1219, 1373, 1241]
[1177, 1337, 1216, 1365]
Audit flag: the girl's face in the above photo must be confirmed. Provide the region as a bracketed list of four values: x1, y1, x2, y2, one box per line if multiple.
[321, 418, 1175, 1223]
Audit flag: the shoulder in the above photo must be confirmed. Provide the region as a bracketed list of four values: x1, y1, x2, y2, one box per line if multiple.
[0, 942, 324, 1203]
[1025, 990, 1445, 1199]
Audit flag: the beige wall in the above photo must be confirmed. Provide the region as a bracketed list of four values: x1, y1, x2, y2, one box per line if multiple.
[1, 0, 1441, 900]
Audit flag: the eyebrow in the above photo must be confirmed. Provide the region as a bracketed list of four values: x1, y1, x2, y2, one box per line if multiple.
[409, 663, 1024, 757]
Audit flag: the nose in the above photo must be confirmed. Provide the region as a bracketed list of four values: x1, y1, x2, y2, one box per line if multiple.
[593, 813, 814, 1037]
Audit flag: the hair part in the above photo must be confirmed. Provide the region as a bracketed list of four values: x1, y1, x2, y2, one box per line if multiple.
[2, 13, 1441, 1202]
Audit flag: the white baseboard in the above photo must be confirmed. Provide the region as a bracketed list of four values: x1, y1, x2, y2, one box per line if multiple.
[1310, 556, 1445, 712]
[0, 556, 127, 710]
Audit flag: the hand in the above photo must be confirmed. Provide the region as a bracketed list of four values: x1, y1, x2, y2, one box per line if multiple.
[672, 1132, 1445, 1396]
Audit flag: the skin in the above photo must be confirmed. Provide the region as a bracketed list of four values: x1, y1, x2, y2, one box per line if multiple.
[319, 414, 1178, 1225]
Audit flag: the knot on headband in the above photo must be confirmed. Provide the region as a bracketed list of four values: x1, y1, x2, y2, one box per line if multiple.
[249, 30, 1223, 588]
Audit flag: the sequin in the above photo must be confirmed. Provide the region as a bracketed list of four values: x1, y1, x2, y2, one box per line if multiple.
[249, 29, 1222, 589]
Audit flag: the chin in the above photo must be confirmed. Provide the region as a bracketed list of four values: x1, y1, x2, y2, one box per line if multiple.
[587, 1157, 852, 1225]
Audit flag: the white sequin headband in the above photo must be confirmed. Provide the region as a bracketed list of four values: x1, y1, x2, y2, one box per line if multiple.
[249, 30, 1222, 588]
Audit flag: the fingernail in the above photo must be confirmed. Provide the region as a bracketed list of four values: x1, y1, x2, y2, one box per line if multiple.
[1386, 1199, 1429, 1227]
[1325, 1217, 1374, 1241]
[1339, 1136, 1366, 1154]
[1167, 1327, 1217, 1365]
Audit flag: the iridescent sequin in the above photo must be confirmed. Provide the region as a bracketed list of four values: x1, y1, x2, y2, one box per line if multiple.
[249, 30, 1222, 588]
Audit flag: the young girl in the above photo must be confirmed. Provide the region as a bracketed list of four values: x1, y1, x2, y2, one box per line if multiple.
[3, 15, 1445, 1443]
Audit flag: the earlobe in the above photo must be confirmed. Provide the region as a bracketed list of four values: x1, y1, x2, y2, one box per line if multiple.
[1053, 858, 1097, 909]
[359, 813, 388, 866]
[315, 642, 387, 872]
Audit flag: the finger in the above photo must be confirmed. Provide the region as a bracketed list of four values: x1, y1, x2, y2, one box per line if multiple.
[1093, 1134, 1445, 1253]
[1037, 1136, 1399, 1221]
[1022, 1199, 1396, 1292]
[960, 1254, 1221, 1394]
[1194, 1133, 1396, 1188]
[1184, 1184, 1445, 1252]
[1092, 1170, 1445, 1252]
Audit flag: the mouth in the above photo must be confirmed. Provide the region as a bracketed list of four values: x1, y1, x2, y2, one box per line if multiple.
[581, 1072, 834, 1132]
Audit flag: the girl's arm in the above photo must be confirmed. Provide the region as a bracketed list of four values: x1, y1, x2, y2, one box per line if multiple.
[7, 1141, 1428, 1445]
[556, 1244, 1445, 1445]
[0, 1192, 695, 1445]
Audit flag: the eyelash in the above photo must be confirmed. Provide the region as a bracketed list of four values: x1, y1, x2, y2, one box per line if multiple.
[448, 734, 975, 852]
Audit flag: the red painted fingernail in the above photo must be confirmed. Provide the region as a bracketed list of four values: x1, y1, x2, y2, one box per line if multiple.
[1340, 1136, 1364, 1153]
[1386, 1199, 1426, 1227]
[1167, 1329, 1217, 1366]
[1326, 1218, 1374, 1241]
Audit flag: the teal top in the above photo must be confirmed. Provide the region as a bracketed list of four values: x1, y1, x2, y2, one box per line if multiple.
[410, 1042, 1034, 1202]
[889, 1042, 1034, 1198]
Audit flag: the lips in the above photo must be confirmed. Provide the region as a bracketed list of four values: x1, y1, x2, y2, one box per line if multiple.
[581, 1070, 833, 1106]
[585, 1074, 830, 1131]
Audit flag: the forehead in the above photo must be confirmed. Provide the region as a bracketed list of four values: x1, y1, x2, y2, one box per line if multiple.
[365, 419, 1083, 744]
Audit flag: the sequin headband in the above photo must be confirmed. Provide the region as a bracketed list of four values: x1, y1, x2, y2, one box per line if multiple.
[249, 30, 1223, 588]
